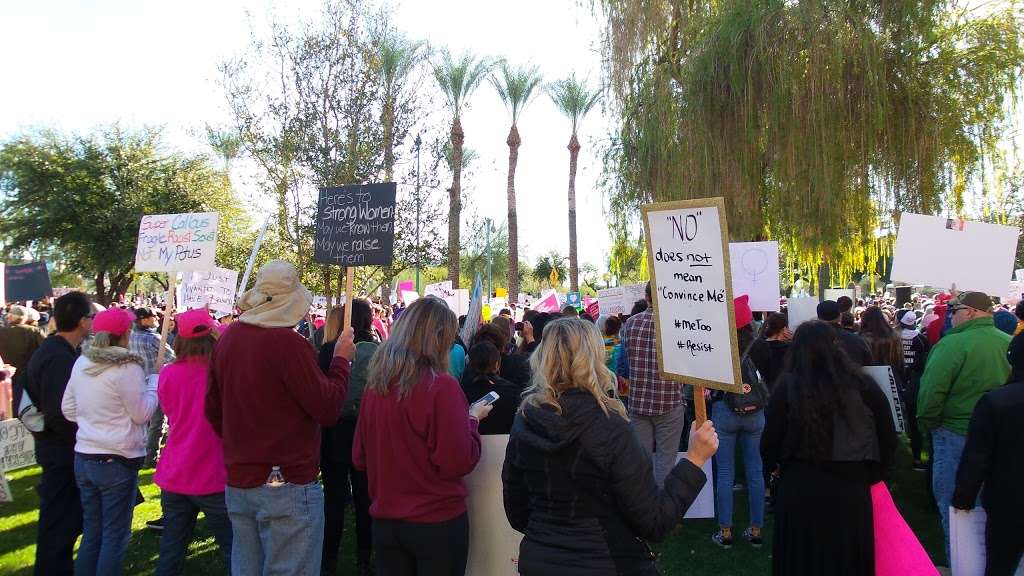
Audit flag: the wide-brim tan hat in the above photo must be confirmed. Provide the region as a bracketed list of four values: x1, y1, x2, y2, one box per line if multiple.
[236, 260, 312, 328]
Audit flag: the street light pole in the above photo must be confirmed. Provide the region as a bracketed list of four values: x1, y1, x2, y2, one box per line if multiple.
[414, 134, 422, 293]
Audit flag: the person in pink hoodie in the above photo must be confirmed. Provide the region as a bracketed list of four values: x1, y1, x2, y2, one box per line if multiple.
[153, 309, 232, 575]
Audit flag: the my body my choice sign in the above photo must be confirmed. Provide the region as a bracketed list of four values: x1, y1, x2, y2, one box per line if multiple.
[642, 198, 742, 393]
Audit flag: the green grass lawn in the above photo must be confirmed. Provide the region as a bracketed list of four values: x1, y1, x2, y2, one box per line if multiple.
[0, 438, 942, 575]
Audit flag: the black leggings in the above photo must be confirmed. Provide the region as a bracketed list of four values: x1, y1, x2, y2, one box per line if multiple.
[373, 513, 469, 576]
[986, 513, 1024, 576]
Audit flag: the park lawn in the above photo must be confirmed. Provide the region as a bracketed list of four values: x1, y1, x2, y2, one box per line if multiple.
[0, 438, 942, 575]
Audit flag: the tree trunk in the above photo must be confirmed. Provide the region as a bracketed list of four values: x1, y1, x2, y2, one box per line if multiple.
[506, 124, 521, 304]
[383, 101, 395, 181]
[95, 271, 108, 305]
[322, 265, 332, 306]
[447, 117, 465, 289]
[567, 133, 581, 293]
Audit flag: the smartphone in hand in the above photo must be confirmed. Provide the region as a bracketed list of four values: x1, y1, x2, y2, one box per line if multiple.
[470, 391, 500, 410]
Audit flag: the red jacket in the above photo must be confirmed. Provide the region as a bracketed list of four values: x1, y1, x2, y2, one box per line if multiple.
[206, 322, 350, 488]
[353, 368, 481, 522]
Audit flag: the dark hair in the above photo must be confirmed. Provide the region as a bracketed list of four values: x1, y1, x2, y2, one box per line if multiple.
[761, 312, 788, 338]
[530, 312, 557, 343]
[840, 312, 855, 328]
[737, 324, 755, 354]
[630, 300, 649, 315]
[644, 281, 652, 301]
[561, 305, 579, 317]
[603, 315, 622, 337]
[472, 323, 509, 352]
[499, 308, 512, 317]
[580, 312, 595, 323]
[836, 295, 854, 313]
[468, 341, 500, 374]
[859, 306, 901, 368]
[785, 321, 867, 460]
[53, 292, 92, 332]
[173, 333, 216, 361]
[1015, 301, 1024, 321]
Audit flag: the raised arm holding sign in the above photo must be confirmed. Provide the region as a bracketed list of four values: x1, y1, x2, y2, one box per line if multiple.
[642, 198, 742, 424]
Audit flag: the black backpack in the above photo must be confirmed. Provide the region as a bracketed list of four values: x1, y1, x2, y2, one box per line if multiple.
[724, 349, 770, 416]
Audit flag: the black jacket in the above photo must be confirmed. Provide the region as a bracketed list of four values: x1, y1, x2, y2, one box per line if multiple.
[835, 327, 873, 366]
[502, 390, 706, 576]
[748, 338, 789, 392]
[952, 381, 1024, 515]
[461, 352, 532, 388]
[19, 334, 79, 445]
[463, 373, 522, 435]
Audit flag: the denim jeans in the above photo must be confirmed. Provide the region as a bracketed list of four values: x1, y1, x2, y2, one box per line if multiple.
[932, 427, 976, 563]
[711, 402, 765, 529]
[155, 491, 233, 576]
[73, 454, 142, 576]
[630, 403, 687, 487]
[225, 481, 325, 576]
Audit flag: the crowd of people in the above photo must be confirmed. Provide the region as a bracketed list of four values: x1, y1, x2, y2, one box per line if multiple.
[3, 263, 1024, 575]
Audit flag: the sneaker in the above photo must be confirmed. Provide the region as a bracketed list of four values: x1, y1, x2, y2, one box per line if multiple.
[712, 529, 733, 549]
[145, 518, 165, 531]
[743, 527, 763, 548]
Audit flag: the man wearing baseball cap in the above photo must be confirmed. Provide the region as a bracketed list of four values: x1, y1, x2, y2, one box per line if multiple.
[917, 290, 1011, 562]
[128, 307, 175, 468]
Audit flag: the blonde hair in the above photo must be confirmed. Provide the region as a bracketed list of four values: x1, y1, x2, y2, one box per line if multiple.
[324, 305, 345, 344]
[366, 296, 456, 399]
[522, 318, 628, 420]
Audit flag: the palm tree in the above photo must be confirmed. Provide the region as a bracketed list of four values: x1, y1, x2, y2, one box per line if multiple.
[378, 32, 426, 180]
[432, 50, 493, 288]
[532, 252, 568, 290]
[491, 62, 542, 305]
[548, 75, 600, 293]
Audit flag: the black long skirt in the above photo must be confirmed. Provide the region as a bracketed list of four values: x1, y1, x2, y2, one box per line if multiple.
[772, 461, 874, 576]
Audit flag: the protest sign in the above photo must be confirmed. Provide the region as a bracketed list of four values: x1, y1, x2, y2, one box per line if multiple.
[490, 297, 507, 312]
[624, 283, 647, 312]
[465, 435, 522, 576]
[642, 197, 742, 397]
[950, 507, 986, 576]
[314, 183, 397, 267]
[729, 242, 780, 312]
[5, 262, 53, 302]
[787, 296, 819, 328]
[134, 213, 218, 272]
[401, 290, 419, 305]
[425, 280, 454, 299]
[0, 419, 36, 472]
[398, 279, 414, 293]
[597, 287, 625, 316]
[1005, 281, 1024, 306]
[890, 212, 1019, 295]
[824, 288, 856, 304]
[863, 366, 905, 433]
[566, 292, 581, 308]
[531, 291, 561, 313]
[177, 267, 238, 316]
[675, 453, 714, 519]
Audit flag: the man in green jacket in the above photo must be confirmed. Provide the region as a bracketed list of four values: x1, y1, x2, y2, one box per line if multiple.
[918, 290, 1010, 563]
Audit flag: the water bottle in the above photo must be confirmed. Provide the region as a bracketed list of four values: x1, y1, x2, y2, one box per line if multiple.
[266, 466, 285, 487]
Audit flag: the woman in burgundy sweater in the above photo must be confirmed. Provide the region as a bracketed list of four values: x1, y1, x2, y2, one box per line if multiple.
[353, 296, 492, 576]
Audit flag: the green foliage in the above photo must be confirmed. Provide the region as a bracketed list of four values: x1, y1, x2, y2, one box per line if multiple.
[491, 62, 544, 124]
[547, 74, 601, 135]
[0, 126, 250, 303]
[432, 50, 495, 119]
[598, 0, 1024, 288]
[532, 251, 569, 289]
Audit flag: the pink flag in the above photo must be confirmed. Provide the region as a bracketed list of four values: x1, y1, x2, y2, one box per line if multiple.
[871, 483, 938, 576]
[531, 292, 560, 313]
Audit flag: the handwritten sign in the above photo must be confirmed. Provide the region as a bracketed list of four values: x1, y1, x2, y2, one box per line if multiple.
[0, 419, 36, 472]
[597, 287, 626, 316]
[314, 183, 397, 266]
[177, 267, 239, 316]
[3, 262, 52, 302]
[863, 366, 905, 433]
[134, 213, 219, 272]
[642, 198, 742, 393]
[729, 242, 780, 312]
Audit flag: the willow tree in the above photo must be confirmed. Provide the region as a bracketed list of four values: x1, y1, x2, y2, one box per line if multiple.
[598, 0, 1024, 288]
[433, 50, 493, 288]
[492, 62, 543, 303]
[549, 75, 601, 293]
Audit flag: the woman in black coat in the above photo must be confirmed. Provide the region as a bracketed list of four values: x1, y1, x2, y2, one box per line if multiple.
[761, 321, 897, 576]
[502, 318, 718, 575]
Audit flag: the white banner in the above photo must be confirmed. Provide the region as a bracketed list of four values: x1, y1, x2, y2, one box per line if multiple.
[729, 241, 780, 312]
[177, 267, 238, 316]
[787, 296, 819, 328]
[597, 287, 626, 316]
[863, 365, 905, 433]
[465, 435, 522, 576]
[676, 453, 714, 519]
[134, 212, 219, 272]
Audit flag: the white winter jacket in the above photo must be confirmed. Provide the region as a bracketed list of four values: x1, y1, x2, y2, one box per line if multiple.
[61, 345, 158, 459]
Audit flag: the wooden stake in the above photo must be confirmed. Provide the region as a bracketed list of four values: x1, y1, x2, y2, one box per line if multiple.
[693, 385, 707, 425]
[155, 273, 176, 371]
[343, 267, 354, 329]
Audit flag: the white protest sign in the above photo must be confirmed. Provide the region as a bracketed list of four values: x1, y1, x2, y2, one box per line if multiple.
[597, 287, 626, 316]
[863, 366, 905, 433]
[490, 296, 507, 312]
[675, 453, 714, 519]
[177, 267, 238, 316]
[0, 471, 10, 503]
[0, 419, 36, 471]
[890, 213, 1019, 295]
[1006, 282, 1024, 306]
[623, 283, 648, 312]
[401, 290, 420, 305]
[729, 242, 780, 312]
[1017, 269, 1024, 282]
[134, 212, 219, 272]
[824, 288, 856, 304]
[465, 435, 522, 576]
[643, 198, 742, 392]
[950, 507, 986, 576]
[787, 296, 819, 328]
[425, 280, 459, 312]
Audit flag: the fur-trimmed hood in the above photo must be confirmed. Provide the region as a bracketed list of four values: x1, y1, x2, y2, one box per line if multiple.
[83, 345, 144, 376]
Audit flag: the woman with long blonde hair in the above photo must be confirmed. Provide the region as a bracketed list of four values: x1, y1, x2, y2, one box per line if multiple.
[352, 296, 491, 576]
[502, 318, 719, 576]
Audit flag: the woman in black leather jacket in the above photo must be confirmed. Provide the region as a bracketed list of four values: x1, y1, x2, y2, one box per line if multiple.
[502, 318, 718, 575]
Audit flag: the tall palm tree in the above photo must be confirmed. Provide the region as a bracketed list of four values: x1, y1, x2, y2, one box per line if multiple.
[548, 75, 600, 293]
[432, 50, 492, 288]
[491, 62, 542, 305]
[379, 32, 426, 180]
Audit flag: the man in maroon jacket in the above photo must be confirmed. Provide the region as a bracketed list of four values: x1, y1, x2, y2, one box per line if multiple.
[207, 260, 354, 575]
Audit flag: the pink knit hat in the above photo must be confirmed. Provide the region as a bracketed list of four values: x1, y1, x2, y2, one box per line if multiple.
[176, 308, 217, 340]
[734, 294, 753, 329]
[92, 308, 135, 337]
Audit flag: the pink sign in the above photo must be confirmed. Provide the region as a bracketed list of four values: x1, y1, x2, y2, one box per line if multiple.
[531, 292, 560, 313]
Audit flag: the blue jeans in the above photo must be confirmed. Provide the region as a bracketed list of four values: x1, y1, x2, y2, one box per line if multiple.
[932, 427, 976, 563]
[225, 482, 325, 576]
[155, 491, 233, 576]
[73, 454, 141, 576]
[711, 402, 765, 529]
